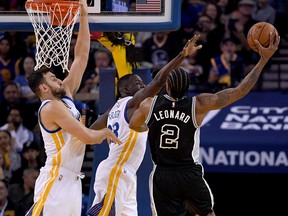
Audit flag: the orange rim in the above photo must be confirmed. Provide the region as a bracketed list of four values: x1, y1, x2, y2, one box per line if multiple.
[25, 0, 79, 13]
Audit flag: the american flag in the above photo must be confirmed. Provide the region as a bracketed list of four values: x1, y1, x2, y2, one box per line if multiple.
[136, 0, 161, 12]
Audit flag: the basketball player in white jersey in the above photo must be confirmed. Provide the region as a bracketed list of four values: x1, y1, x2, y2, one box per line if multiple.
[86, 35, 202, 216]
[129, 32, 280, 216]
[25, 1, 121, 215]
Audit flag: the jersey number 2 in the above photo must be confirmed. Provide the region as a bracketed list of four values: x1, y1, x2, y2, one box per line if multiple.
[160, 124, 179, 149]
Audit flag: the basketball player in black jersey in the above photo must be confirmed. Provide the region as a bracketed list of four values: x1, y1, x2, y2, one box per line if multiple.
[87, 35, 203, 216]
[129, 31, 280, 216]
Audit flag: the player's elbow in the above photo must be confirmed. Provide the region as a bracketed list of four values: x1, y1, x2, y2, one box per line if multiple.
[129, 123, 148, 133]
[129, 122, 138, 131]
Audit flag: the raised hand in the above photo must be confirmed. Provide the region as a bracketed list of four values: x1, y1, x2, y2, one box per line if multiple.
[181, 35, 203, 57]
[79, 0, 88, 16]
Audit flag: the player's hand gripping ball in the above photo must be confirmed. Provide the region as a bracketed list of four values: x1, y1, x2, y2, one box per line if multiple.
[247, 22, 278, 52]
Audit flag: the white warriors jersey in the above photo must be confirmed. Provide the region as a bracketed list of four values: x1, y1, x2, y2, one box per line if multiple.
[38, 96, 86, 173]
[107, 96, 148, 172]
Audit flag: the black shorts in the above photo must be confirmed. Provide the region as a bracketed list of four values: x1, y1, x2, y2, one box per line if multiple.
[152, 164, 214, 216]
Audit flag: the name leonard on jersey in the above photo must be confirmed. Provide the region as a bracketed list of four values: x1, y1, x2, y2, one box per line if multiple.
[153, 109, 190, 123]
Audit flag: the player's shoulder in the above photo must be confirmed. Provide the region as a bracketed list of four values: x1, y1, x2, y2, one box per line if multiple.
[41, 99, 64, 114]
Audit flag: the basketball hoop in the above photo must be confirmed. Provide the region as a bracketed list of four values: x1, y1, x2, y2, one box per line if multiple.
[25, 0, 80, 72]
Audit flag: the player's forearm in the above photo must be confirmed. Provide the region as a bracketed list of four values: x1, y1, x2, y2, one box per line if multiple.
[236, 57, 267, 97]
[89, 120, 105, 130]
[74, 10, 90, 61]
[86, 128, 121, 145]
[212, 57, 268, 110]
[76, 128, 104, 144]
[68, 126, 95, 144]
[89, 112, 109, 130]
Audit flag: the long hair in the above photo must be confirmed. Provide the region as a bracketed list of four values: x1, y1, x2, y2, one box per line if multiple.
[17, 54, 36, 76]
[167, 67, 190, 99]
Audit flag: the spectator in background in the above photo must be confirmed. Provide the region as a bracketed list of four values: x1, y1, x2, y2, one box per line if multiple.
[9, 168, 39, 215]
[193, 14, 215, 84]
[0, 130, 21, 180]
[4, 32, 28, 61]
[25, 34, 36, 56]
[14, 55, 39, 103]
[173, 0, 199, 45]
[269, 0, 287, 41]
[0, 107, 34, 153]
[190, 0, 206, 15]
[217, 0, 229, 16]
[202, 1, 226, 57]
[0, 37, 17, 84]
[0, 82, 22, 128]
[80, 48, 113, 96]
[252, 0, 276, 24]
[0, 82, 38, 130]
[208, 37, 245, 91]
[141, 32, 182, 71]
[133, 32, 153, 48]
[78, 48, 113, 122]
[181, 0, 199, 32]
[0, 153, 6, 180]
[0, 179, 16, 216]
[180, 48, 204, 90]
[10, 141, 44, 184]
[226, 0, 258, 68]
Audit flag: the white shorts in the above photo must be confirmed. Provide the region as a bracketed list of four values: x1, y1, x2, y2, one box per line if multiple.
[26, 165, 83, 216]
[87, 161, 137, 216]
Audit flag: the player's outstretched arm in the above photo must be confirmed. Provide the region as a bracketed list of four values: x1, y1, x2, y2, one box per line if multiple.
[89, 109, 110, 130]
[64, 0, 90, 97]
[128, 35, 202, 113]
[195, 32, 280, 126]
[42, 101, 121, 145]
[91, 127, 122, 145]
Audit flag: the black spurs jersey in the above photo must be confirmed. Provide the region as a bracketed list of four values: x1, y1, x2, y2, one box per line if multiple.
[146, 94, 200, 167]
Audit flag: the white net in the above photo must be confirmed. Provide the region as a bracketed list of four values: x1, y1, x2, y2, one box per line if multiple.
[25, 1, 80, 72]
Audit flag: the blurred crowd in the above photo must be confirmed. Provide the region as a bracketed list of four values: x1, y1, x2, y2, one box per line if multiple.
[0, 0, 287, 215]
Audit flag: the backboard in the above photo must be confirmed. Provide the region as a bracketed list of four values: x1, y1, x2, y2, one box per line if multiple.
[0, 0, 181, 32]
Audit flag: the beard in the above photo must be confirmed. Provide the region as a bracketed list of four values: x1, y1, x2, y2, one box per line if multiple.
[12, 121, 21, 128]
[51, 86, 66, 99]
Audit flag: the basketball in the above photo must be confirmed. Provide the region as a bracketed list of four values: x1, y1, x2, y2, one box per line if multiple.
[247, 22, 277, 52]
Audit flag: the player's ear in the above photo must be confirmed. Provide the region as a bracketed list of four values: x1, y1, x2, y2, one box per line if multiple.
[39, 83, 48, 93]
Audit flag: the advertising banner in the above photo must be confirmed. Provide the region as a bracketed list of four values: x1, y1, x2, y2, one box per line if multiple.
[199, 91, 288, 173]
